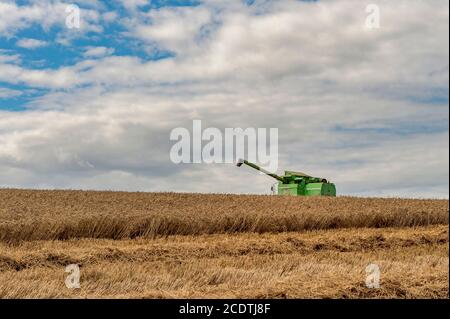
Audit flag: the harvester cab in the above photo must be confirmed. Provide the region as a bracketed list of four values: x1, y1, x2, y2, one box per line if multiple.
[236, 159, 336, 196]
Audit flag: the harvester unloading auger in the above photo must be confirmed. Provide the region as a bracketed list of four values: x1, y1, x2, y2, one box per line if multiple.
[236, 159, 336, 196]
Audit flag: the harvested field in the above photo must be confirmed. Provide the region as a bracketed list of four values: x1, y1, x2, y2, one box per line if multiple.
[0, 189, 448, 298]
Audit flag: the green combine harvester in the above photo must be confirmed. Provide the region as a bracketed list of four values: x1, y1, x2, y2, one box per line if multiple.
[236, 159, 336, 196]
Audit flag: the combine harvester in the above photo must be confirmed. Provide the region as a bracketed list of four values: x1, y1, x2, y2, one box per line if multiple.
[237, 159, 336, 196]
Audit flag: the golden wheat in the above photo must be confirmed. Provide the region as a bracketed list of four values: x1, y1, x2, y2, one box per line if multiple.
[0, 189, 447, 243]
[0, 189, 448, 298]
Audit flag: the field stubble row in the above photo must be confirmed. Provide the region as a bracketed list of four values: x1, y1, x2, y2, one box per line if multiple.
[0, 225, 447, 298]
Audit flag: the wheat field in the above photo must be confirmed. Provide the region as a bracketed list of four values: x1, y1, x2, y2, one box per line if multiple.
[0, 189, 448, 298]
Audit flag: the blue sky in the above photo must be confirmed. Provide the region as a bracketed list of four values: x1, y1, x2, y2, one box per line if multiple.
[0, 0, 192, 110]
[0, 0, 448, 197]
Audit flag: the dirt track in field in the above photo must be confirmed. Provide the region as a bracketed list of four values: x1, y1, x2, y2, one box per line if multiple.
[0, 189, 448, 298]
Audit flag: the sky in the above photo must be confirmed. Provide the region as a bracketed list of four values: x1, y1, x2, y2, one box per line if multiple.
[0, 0, 448, 198]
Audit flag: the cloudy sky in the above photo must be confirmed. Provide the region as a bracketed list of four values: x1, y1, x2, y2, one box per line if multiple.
[0, 0, 448, 198]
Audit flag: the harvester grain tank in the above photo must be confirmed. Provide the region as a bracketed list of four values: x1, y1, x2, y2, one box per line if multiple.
[236, 159, 336, 196]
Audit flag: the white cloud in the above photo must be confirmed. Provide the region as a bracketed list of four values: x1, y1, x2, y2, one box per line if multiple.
[2, 1, 447, 93]
[16, 38, 48, 49]
[0, 62, 84, 88]
[0, 0, 102, 38]
[118, 0, 148, 12]
[0, 50, 20, 64]
[0, 0, 448, 198]
[0, 87, 21, 98]
[0, 1, 45, 35]
[83, 46, 115, 58]
[132, 6, 213, 54]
